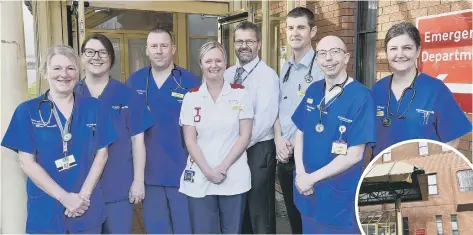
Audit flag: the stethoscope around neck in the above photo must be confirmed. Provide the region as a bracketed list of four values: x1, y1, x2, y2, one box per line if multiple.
[145, 64, 185, 110]
[381, 68, 419, 127]
[283, 52, 316, 83]
[38, 89, 73, 141]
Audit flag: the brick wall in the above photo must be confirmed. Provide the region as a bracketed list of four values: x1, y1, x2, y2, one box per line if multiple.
[307, 0, 356, 77]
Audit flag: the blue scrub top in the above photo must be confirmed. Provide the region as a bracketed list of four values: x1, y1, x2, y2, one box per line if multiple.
[75, 79, 155, 202]
[372, 73, 472, 157]
[291, 79, 376, 231]
[1, 93, 118, 233]
[126, 66, 201, 187]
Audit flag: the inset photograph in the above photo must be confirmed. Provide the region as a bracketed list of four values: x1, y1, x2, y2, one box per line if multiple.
[357, 140, 473, 235]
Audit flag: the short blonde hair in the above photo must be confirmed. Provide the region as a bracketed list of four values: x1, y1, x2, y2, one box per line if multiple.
[199, 41, 227, 65]
[38, 45, 81, 79]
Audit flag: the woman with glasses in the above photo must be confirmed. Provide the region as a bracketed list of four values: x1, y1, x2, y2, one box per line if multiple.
[372, 22, 471, 157]
[179, 41, 253, 234]
[1, 45, 118, 233]
[75, 34, 154, 233]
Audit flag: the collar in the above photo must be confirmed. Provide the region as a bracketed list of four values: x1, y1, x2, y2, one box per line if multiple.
[199, 80, 231, 99]
[237, 56, 260, 72]
[289, 48, 315, 67]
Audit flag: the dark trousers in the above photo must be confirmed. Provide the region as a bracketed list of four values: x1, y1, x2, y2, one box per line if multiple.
[277, 160, 303, 234]
[188, 193, 246, 234]
[241, 139, 276, 234]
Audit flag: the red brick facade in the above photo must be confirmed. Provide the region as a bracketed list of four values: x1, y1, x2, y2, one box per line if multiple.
[360, 142, 473, 235]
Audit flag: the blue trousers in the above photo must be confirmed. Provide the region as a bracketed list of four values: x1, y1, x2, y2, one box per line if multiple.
[142, 185, 192, 234]
[302, 215, 360, 234]
[102, 199, 133, 234]
[188, 193, 246, 234]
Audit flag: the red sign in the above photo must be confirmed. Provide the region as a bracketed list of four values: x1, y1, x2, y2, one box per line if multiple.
[417, 10, 472, 113]
[415, 228, 425, 235]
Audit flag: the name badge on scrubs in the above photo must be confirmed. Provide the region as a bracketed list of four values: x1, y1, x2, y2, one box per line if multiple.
[232, 105, 243, 110]
[331, 125, 348, 155]
[171, 92, 184, 99]
[55, 155, 77, 172]
[184, 170, 195, 183]
[297, 90, 306, 97]
[376, 110, 384, 117]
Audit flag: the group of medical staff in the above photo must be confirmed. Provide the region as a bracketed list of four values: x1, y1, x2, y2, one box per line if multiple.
[1, 6, 472, 235]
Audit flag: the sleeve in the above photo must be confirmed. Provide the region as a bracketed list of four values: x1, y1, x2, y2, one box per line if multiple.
[179, 93, 195, 126]
[346, 92, 377, 147]
[1, 104, 37, 154]
[127, 91, 155, 136]
[291, 85, 314, 132]
[248, 70, 280, 146]
[435, 83, 472, 142]
[96, 102, 119, 150]
[239, 89, 254, 120]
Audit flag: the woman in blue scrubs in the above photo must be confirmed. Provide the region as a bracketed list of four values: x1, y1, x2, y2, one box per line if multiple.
[1, 45, 118, 234]
[372, 22, 472, 157]
[75, 34, 154, 233]
[291, 36, 376, 234]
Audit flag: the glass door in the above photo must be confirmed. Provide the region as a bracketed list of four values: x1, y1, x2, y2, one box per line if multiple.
[217, 10, 249, 66]
[124, 33, 148, 79]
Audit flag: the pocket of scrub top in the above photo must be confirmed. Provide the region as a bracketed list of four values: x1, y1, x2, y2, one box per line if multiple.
[26, 192, 56, 230]
[314, 183, 354, 227]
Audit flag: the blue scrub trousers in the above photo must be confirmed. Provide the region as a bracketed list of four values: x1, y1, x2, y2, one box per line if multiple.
[188, 193, 246, 234]
[102, 199, 133, 234]
[302, 215, 360, 234]
[72, 224, 103, 234]
[142, 185, 192, 234]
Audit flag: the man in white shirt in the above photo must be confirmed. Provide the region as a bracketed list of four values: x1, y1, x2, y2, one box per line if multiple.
[274, 7, 324, 234]
[224, 21, 279, 234]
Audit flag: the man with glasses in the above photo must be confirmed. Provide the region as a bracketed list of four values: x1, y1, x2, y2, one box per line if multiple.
[274, 7, 324, 234]
[291, 35, 375, 234]
[224, 21, 279, 234]
[126, 26, 200, 234]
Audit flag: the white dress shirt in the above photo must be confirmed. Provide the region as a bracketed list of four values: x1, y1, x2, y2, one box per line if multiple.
[224, 56, 279, 147]
[179, 81, 253, 198]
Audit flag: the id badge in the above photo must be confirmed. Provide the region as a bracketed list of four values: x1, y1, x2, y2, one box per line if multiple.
[232, 105, 243, 110]
[55, 155, 77, 172]
[331, 141, 348, 155]
[184, 170, 195, 183]
[171, 92, 184, 99]
[297, 90, 306, 97]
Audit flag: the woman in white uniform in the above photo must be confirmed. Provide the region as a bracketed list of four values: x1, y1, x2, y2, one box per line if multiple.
[179, 41, 254, 234]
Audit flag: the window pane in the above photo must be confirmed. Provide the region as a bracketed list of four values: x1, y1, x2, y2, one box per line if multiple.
[383, 151, 392, 162]
[429, 185, 438, 195]
[188, 38, 211, 77]
[357, 32, 376, 87]
[429, 174, 437, 185]
[457, 170, 473, 192]
[94, 10, 173, 31]
[436, 215, 443, 235]
[109, 38, 122, 81]
[188, 14, 218, 37]
[128, 38, 148, 76]
[358, 1, 378, 31]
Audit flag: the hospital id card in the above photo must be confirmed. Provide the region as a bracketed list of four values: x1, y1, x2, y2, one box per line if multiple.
[55, 155, 77, 172]
[297, 90, 306, 97]
[171, 92, 185, 99]
[184, 170, 195, 183]
[331, 141, 347, 155]
[232, 105, 243, 110]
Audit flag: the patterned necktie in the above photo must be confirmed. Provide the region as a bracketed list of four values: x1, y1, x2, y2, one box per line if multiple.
[234, 67, 245, 84]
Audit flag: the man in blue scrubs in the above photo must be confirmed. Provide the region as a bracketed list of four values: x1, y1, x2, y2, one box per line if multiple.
[126, 26, 200, 234]
[291, 35, 376, 234]
[76, 34, 155, 233]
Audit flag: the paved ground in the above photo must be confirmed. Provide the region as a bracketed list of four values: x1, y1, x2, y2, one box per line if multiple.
[276, 190, 292, 234]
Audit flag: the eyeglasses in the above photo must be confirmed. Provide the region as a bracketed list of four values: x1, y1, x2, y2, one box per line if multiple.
[235, 40, 257, 47]
[83, 49, 109, 58]
[316, 48, 346, 58]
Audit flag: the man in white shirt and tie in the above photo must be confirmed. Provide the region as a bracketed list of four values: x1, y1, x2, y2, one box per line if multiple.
[224, 21, 279, 234]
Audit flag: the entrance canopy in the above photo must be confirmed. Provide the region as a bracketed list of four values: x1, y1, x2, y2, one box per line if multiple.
[358, 162, 429, 206]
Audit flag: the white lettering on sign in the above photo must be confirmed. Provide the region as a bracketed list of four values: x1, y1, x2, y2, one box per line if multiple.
[424, 29, 473, 43]
[421, 50, 472, 63]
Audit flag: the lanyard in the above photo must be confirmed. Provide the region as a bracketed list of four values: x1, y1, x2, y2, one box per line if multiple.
[49, 95, 74, 157]
[233, 58, 262, 84]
